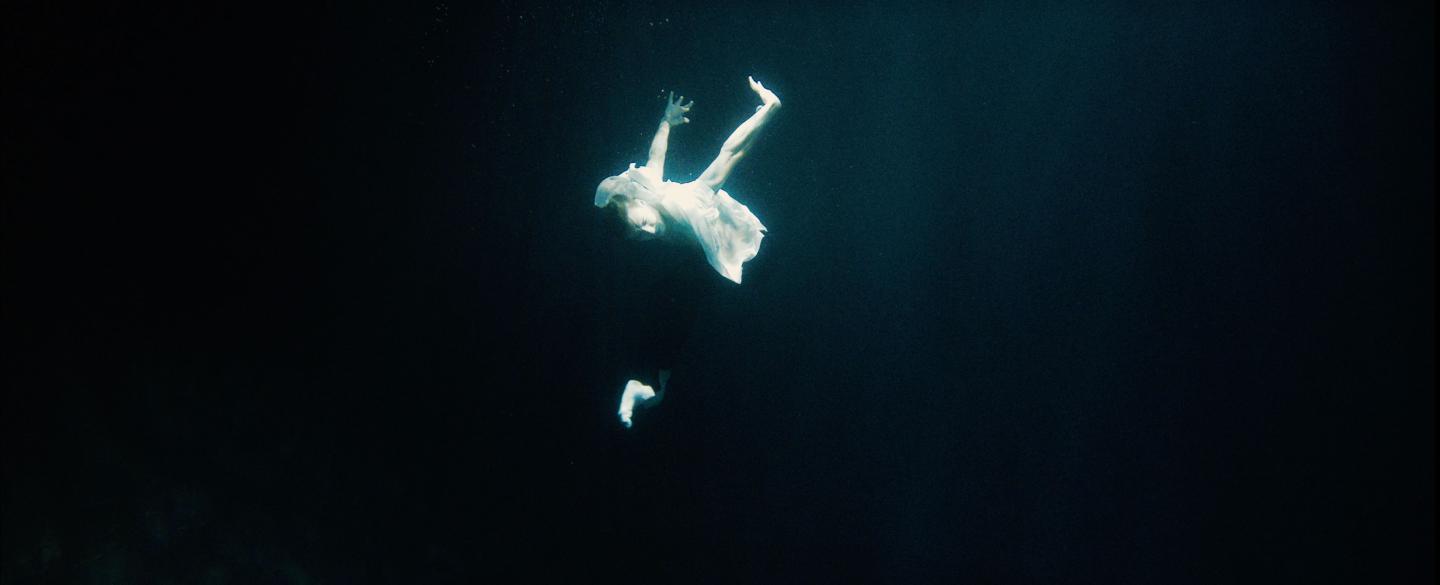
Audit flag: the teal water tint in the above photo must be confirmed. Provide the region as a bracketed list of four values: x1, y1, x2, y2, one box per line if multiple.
[1, 1, 1432, 583]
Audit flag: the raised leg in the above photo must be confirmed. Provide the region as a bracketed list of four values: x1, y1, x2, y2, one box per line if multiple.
[697, 77, 781, 191]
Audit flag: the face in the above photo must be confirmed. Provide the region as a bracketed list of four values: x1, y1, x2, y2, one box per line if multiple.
[624, 200, 662, 236]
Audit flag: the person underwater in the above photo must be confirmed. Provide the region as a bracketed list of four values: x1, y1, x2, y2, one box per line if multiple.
[594, 76, 783, 428]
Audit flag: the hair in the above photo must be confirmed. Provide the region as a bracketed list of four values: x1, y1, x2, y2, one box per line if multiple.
[602, 198, 632, 239]
[599, 194, 653, 235]
[597, 177, 667, 240]
[627, 200, 666, 240]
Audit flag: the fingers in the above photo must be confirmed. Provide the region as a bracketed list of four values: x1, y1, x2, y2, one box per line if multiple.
[666, 90, 694, 108]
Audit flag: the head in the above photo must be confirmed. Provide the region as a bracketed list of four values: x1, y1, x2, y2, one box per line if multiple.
[595, 175, 666, 239]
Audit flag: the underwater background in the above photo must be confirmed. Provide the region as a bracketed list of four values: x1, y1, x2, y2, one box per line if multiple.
[2, 1, 1433, 583]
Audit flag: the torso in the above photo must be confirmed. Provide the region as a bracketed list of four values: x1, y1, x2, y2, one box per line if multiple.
[623, 165, 713, 244]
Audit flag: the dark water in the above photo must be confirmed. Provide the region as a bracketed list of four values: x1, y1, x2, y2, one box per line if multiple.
[3, 2, 1433, 583]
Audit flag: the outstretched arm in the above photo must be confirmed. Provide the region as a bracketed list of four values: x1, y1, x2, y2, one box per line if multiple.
[645, 91, 693, 180]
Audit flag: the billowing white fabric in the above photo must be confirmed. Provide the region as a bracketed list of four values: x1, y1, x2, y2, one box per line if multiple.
[611, 164, 767, 284]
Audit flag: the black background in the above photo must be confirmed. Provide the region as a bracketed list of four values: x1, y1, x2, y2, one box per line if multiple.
[3, 1, 1433, 583]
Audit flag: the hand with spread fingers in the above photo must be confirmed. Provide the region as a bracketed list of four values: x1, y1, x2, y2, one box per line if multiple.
[663, 91, 693, 126]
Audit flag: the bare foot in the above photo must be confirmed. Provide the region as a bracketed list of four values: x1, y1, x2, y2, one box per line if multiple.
[617, 379, 658, 428]
[748, 76, 781, 108]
